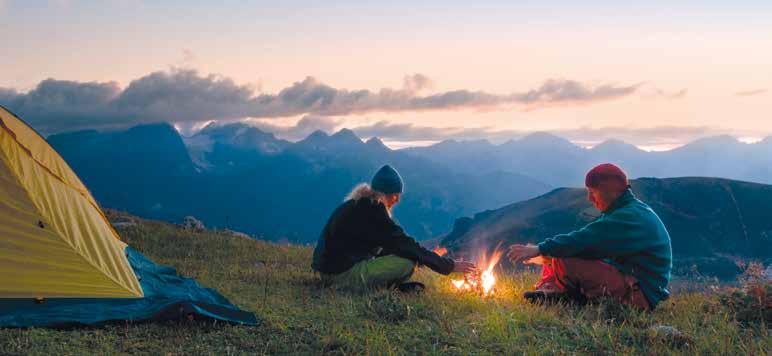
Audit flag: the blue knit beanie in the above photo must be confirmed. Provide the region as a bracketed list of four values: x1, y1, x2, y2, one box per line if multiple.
[371, 165, 403, 194]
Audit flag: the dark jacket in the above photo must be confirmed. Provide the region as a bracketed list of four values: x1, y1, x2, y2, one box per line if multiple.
[312, 190, 454, 275]
[538, 189, 673, 307]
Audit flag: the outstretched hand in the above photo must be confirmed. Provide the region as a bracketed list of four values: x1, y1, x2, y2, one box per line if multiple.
[523, 255, 548, 265]
[507, 244, 540, 264]
[452, 260, 477, 274]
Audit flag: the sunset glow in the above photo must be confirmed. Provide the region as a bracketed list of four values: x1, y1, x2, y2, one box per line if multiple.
[1, 1, 770, 149]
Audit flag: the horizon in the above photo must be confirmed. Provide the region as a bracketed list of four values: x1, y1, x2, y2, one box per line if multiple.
[1, 1, 771, 150]
[51, 115, 767, 152]
[174, 120, 769, 152]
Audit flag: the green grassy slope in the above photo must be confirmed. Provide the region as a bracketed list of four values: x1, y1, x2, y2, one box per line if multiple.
[1, 212, 768, 355]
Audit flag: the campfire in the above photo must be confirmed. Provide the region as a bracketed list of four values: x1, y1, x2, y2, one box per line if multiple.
[433, 244, 504, 296]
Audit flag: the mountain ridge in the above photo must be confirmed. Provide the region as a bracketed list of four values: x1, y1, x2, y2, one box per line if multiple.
[440, 176, 772, 279]
[48, 122, 551, 242]
[401, 132, 772, 187]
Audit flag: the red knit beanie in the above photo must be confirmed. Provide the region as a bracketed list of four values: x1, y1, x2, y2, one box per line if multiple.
[585, 163, 629, 190]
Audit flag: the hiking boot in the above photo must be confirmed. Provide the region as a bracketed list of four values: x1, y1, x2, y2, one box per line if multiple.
[397, 282, 425, 294]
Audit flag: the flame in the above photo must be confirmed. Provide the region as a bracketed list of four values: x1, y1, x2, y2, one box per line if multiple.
[451, 279, 470, 290]
[450, 244, 504, 296]
[481, 269, 496, 295]
[433, 246, 448, 256]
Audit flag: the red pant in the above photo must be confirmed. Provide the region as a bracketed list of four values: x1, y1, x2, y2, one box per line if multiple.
[536, 257, 650, 310]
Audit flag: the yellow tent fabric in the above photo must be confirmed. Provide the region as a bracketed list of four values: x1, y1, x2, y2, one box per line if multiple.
[0, 106, 143, 298]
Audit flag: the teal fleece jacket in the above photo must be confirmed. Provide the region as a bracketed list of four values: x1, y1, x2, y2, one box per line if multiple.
[538, 189, 673, 307]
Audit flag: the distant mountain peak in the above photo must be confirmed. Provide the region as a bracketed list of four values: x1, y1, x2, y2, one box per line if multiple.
[519, 131, 568, 142]
[296, 129, 364, 150]
[592, 139, 642, 153]
[198, 122, 271, 137]
[366, 137, 390, 150]
[332, 128, 361, 142]
[505, 132, 577, 151]
[297, 130, 330, 146]
[125, 122, 180, 137]
[597, 138, 628, 145]
[680, 135, 741, 150]
[696, 134, 739, 144]
[430, 138, 493, 149]
[306, 129, 329, 140]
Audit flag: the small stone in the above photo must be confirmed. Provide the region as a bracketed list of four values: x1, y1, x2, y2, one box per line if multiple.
[181, 216, 206, 231]
[223, 229, 251, 239]
[648, 324, 691, 348]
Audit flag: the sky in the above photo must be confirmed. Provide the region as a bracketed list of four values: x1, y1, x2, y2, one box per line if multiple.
[1, 1, 771, 150]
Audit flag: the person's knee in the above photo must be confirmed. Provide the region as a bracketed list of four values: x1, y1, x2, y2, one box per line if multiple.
[357, 255, 415, 289]
[552, 257, 605, 283]
[387, 256, 416, 278]
[557, 257, 586, 271]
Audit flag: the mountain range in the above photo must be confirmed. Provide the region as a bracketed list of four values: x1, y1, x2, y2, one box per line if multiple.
[440, 177, 772, 279]
[47, 123, 550, 242]
[402, 133, 772, 187]
[47, 122, 772, 255]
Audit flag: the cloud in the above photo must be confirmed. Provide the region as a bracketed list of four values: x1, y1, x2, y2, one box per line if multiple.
[0, 79, 122, 131]
[402, 73, 433, 93]
[641, 88, 688, 100]
[736, 89, 767, 97]
[0, 69, 646, 134]
[513, 79, 642, 107]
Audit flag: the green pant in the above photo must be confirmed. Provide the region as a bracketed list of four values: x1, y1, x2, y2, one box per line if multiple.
[322, 255, 415, 291]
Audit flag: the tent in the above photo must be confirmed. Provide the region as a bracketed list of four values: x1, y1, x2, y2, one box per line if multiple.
[0, 105, 257, 327]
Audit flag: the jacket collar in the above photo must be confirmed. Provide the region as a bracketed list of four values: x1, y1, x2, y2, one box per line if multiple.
[602, 187, 636, 214]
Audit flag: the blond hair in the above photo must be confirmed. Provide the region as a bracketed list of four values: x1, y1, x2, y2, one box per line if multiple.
[345, 183, 392, 216]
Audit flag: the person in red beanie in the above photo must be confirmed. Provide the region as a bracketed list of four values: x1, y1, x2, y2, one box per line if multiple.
[507, 163, 673, 310]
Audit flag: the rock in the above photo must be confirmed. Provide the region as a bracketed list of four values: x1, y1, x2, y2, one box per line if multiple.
[223, 229, 251, 239]
[648, 325, 691, 348]
[181, 216, 206, 231]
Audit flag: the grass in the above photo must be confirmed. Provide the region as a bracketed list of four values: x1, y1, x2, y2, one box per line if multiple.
[1, 212, 769, 355]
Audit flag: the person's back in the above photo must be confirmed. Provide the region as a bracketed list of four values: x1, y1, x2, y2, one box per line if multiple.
[313, 190, 400, 274]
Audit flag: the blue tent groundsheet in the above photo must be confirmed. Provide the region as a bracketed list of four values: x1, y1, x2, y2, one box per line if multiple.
[0, 247, 258, 328]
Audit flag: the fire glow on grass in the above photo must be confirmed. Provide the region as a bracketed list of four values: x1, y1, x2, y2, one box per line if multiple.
[433, 245, 504, 296]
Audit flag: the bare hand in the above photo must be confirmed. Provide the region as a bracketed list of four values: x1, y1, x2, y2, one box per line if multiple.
[453, 260, 477, 274]
[507, 244, 540, 264]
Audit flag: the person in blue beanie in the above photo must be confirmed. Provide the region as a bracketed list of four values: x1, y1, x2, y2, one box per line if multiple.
[312, 165, 476, 292]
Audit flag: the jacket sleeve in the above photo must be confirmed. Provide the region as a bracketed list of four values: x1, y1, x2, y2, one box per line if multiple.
[364, 201, 455, 275]
[538, 210, 648, 259]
